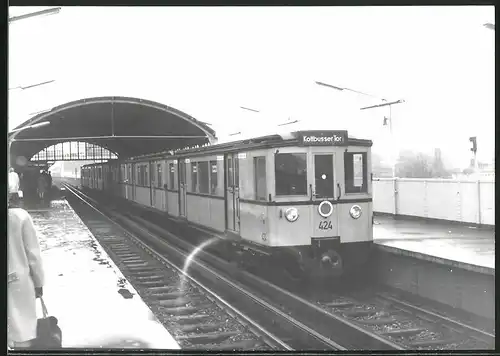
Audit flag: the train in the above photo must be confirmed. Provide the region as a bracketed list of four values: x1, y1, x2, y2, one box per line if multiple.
[81, 130, 374, 282]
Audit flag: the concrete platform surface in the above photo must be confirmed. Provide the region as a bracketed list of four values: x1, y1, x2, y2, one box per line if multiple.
[27, 199, 180, 349]
[374, 215, 495, 271]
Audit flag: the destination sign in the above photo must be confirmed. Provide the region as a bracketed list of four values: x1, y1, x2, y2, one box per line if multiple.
[298, 130, 348, 146]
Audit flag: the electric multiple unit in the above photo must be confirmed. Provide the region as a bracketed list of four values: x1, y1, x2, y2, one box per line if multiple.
[81, 130, 373, 280]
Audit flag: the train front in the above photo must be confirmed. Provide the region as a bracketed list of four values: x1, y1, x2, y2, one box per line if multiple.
[269, 130, 373, 281]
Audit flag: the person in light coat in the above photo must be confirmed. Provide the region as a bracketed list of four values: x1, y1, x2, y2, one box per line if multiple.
[8, 190, 45, 348]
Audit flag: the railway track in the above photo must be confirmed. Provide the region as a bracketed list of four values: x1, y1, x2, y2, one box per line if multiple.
[62, 183, 403, 350]
[62, 184, 341, 350]
[308, 290, 495, 351]
[61, 182, 494, 350]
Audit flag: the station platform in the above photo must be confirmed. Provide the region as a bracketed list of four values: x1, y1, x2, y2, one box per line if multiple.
[23, 198, 180, 349]
[373, 215, 495, 274]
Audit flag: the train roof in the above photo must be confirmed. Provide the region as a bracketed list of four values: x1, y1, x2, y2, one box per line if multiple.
[128, 130, 372, 162]
[81, 130, 372, 167]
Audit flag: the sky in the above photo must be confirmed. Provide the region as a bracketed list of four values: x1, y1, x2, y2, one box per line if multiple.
[8, 6, 495, 169]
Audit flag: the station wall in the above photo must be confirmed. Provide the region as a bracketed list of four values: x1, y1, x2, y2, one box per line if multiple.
[373, 178, 495, 226]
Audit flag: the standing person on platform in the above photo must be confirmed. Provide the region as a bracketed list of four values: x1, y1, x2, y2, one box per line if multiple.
[7, 186, 45, 349]
[9, 168, 20, 203]
[47, 171, 52, 191]
[37, 171, 48, 200]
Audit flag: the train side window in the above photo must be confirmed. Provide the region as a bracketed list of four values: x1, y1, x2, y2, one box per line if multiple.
[151, 162, 156, 186]
[191, 162, 198, 192]
[275, 153, 307, 196]
[157, 164, 162, 188]
[344, 152, 367, 193]
[254, 156, 267, 201]
[210, 160, 218, 195]
[169, 163, 176, 190]
[227, 157, 233, 187]
[198, 161, 209, 194]
[98, 167, 102, 179]
[145, 164, 149, 187]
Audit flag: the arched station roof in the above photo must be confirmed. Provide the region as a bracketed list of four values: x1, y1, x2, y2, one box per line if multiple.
[9, 96, 218, 163]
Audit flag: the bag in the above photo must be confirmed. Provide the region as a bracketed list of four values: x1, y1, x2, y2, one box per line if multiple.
[33, 297, 62, 349]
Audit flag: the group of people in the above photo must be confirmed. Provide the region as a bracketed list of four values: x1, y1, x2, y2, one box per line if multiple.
[9, 168, 53, 204]
[8, 169, 46, 349]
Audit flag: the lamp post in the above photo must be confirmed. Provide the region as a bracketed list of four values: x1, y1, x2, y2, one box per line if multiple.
[8, 7, 61, 23]
[315, 80, 406, 177]
[9, 79, 55, 91]
[483, 23, 495, 31]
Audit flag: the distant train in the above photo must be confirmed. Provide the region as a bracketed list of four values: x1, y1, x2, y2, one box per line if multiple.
[81, 130, 374, 281]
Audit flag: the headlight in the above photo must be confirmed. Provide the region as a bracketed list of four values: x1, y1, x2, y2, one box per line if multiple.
[318, 201, 334, 218]
[349, 205, 362, 219]
[284, 207, 299, 222]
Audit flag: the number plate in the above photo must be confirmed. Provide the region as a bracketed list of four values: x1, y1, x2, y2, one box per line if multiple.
[318, 220, 333, 230]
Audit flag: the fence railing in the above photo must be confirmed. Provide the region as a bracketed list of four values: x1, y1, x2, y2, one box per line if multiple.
[373, 178, 495, 226]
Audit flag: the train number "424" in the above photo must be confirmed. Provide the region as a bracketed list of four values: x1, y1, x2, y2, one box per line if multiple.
[318, 221, 333, 230]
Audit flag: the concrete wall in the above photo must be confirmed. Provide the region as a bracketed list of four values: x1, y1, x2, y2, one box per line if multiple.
[373, 178, 495, 226]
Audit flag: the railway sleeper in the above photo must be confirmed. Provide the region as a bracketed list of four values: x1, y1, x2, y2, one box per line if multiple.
[409, 338, 455, 347]
[325, 301, 355, 308]
[342, 308, 378, 317]
[121, 258, 144, 263]
[379, 327, 427, 336]
[155, 297, 192, 308]
[172, 314, 212, 325]
[123, 261, 149, 268]
[114, 253, 138, 258]
[108, 243, 129, 248]
[148, 291, 186, 300]
[147, 285, 179, 293]
[129, 269, 161, 275]
[203, 339, 263, 350]
[134, 274, 164, 281]
[160, 304, 212, 315]
[112, 249, 136, 255]
[176, 331, 240, 345]
[359, 317, 397, 325]
[178, 322, 226, 334]
[136, 280, 169, 288]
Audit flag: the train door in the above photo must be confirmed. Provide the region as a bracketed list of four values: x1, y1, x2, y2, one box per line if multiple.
[178, 159, 187, 218]
[311, 152, 339, 236]
[225, 153, 240, 233]
[150, 161, 155, 208]
[132, 164, 136, 201]
[124, 164, 130, 200]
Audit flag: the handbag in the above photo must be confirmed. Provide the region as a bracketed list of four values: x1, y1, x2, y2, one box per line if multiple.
[34, 297, 62, 349]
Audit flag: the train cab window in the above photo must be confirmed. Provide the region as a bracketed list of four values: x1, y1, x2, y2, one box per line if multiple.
[210, 160, 218, 194]
[157, 164, 162, 188]
[344, 152, 368, 193]
[314, 154, 334, 198]
[169, 163, 176, 190]
[254, 156, 267, 201]
[198, 161, 209, 194]
[191, 163, 198, 192]
[275, 153, 307, 196]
